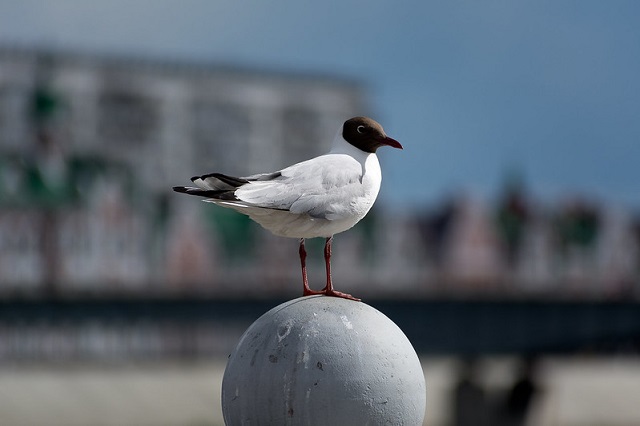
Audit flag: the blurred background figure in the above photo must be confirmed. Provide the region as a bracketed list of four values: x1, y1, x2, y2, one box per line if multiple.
[496, 357, 541, 426]
[452, 357, 489, 426]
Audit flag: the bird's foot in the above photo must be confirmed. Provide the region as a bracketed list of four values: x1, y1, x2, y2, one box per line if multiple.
[303, 288, 325, 296]
[324, 289, 361, 302]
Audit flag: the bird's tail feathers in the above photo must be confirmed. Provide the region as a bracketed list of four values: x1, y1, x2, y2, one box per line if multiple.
[173, 172, 248, 199]
[172, 186, 237, 200]
[190, 173, 248, 191]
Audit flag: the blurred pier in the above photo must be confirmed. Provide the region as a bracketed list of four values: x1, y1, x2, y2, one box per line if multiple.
[1, 297, 639, 361]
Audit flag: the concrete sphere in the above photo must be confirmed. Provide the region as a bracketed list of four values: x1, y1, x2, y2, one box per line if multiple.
[222, 296, 426, 426]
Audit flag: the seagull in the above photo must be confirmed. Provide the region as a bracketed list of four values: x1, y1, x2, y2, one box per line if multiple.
[173, 116, 402, 301]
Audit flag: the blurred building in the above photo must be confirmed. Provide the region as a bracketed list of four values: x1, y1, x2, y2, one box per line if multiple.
[0, 46, 365, 295]
[1, 46, 639, 301]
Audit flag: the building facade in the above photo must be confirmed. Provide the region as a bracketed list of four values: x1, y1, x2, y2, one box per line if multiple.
[0, 47, 366, 295]
[1, 47, 639, 300]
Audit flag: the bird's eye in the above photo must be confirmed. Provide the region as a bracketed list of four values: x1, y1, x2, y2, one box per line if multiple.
[357, 125, 365, 134]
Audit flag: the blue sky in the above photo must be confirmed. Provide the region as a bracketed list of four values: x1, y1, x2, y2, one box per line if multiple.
[2, 1, 639, 210]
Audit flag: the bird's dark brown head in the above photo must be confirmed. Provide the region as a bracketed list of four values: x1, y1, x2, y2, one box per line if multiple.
[342, 116, 403, 153]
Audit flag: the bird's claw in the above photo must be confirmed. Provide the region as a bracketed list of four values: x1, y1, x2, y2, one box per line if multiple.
[302, 287, 360, 301]
[323, 289, 361, 302]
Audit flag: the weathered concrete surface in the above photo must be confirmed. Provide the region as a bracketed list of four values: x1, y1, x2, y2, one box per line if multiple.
[222, 296, 426, 426]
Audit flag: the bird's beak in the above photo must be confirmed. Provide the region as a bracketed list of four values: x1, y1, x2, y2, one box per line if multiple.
[382, 136, 403, 150]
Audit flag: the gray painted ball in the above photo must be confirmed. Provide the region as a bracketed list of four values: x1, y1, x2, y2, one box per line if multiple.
[222, 296, 426, 425]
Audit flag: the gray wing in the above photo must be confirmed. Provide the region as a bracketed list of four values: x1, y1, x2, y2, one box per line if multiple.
[235, 154, 365, 220]
[175, 154, 365, 221]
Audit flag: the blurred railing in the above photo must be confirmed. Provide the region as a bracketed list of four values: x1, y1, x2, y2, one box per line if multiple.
[0, 297, 638, 362]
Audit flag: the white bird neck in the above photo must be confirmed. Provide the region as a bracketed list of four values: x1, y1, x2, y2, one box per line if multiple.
[329, 131, 376, 163]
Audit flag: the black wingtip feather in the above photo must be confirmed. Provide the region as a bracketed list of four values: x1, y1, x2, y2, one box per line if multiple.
[173, 186, 190, 193]
[192, 172, 249, 187]
[173, 185, 239, 200]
